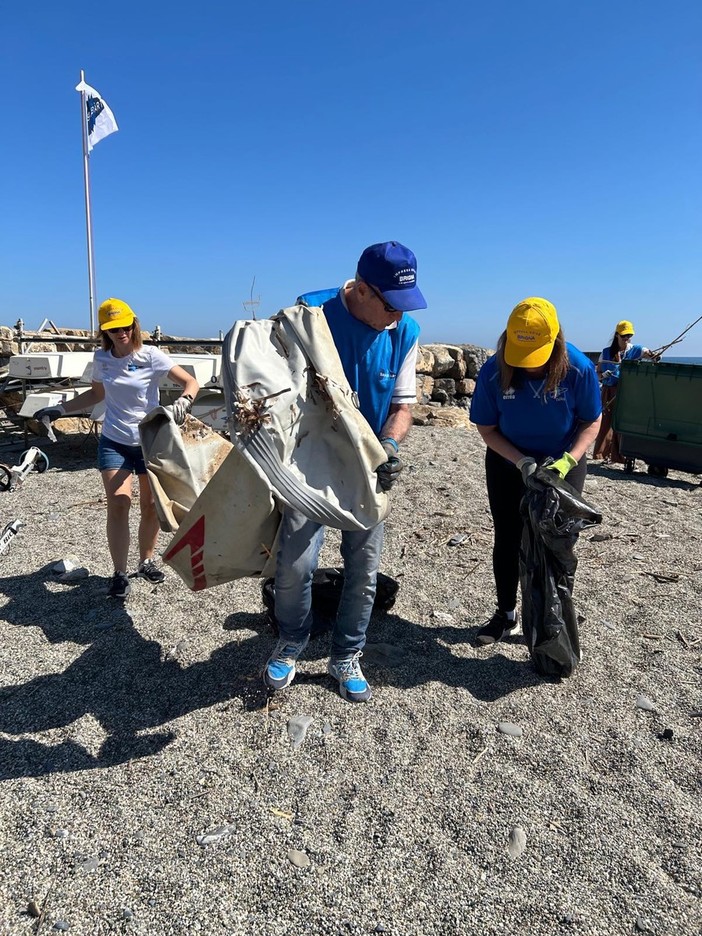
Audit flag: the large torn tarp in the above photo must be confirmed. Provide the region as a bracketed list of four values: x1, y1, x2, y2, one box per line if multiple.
[150, 305, 389, 591]
[141, 409, 281, 589]
[519, 467, 603, 678]
[139, 407, 233, 533]
[221, 305, 390, 532]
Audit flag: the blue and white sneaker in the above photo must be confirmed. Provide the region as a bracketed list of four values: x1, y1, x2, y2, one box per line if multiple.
[263, 637, 309, 691]
[327, 652, 372, 703]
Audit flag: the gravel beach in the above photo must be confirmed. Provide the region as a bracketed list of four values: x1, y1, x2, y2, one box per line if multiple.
[0, 424, 700, 936]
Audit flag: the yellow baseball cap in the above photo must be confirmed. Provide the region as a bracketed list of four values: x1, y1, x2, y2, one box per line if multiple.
[616, 320, 635, 336]
[98, 298, 135, 331]
[504, 297, 560, 368]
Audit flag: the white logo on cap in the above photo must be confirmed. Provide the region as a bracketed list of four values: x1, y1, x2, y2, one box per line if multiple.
[394, 267, 416, 285]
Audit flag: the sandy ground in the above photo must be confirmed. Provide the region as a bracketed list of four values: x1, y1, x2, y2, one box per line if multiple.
[0, 424, 700, 936]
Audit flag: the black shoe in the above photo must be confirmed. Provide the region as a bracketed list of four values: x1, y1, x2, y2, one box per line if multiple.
[135, 559, 165, 584]
[107, 571, 131, 600]
[476, 610, 518, 645]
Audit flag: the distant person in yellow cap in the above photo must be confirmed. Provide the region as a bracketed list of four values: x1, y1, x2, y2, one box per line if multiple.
[34, 299, 200, 600]
[469, 298, 602, 645]
[593, 320, 658, 463]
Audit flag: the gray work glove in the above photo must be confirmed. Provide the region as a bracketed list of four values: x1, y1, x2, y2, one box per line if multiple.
[516, 456, 537, 484]
[33, 404, 65, 422]
[377, 439, 404, 491]
[170, 394, 194, 426]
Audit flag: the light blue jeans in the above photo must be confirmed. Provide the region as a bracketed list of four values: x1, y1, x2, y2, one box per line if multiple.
[274, 507, 384, 659]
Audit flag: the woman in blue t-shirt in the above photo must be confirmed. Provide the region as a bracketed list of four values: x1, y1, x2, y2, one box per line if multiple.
[592, 320, 658, 463]
[469, 297, 602, 645]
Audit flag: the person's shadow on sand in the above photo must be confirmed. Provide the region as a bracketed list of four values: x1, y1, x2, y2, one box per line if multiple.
[0, 569, 542, 779]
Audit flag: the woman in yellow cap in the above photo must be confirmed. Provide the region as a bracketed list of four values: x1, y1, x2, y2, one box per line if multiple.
[593, 321, 658, 463]
[469, 298, 602, 645]
[34, 299, 199, 600]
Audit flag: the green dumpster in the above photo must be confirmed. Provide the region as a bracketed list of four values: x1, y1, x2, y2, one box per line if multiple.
[612, 360, 702, 476]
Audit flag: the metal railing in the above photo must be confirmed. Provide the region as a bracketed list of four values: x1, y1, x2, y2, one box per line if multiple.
[12, 319, 225, 353]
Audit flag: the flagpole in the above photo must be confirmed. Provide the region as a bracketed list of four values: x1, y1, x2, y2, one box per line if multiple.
[79, 69, 98, 335]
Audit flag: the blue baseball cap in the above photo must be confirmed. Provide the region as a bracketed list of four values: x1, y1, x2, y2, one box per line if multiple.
[356, 241, 427, 312]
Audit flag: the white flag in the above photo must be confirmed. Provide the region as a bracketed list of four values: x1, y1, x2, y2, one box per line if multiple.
[75, 79, 118, 152]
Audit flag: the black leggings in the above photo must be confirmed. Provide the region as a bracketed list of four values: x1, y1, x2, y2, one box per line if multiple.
[484, 447, 587, 612]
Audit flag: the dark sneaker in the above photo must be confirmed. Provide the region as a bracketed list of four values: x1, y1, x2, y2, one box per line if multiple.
[328, 652, 372, 703]
[263, 637, 309, 691]
[476, 610, 518, 645]
[107, 571, 131, 600]
[135, 559, 165, 584]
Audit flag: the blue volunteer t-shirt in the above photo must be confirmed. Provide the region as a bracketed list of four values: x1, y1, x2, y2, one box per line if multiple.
[470, 342, 602, 458]
[599, 344, 644, 387]
[297, 287, 420, 436]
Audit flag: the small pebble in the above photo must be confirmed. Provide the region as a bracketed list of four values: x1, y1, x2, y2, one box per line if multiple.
[51, 828, 69, 839]
[635, 916, 651, 932]
[632, 554, 645, 561]
[601, 620, 616, 631]
[590, 531, 612, 542]
[636, 694, 655, 712]
[288, 849, 311, 868]
[27, 901, 42, 918]
[53, 922, 70, 932]
[659, 728, 674, 740]
[121, 908, 134, 921]
[498, 722, 523, 738]
[322, 722, 332, 735]
[508, 826, 527, 858]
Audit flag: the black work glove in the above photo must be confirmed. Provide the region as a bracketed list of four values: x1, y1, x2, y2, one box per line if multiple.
[377, 440, 404, 492]
[33, 405, 65, 422]
[170, 394, 194, 426]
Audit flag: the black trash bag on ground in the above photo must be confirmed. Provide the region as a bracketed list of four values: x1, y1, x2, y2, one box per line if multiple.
[520, 467, 602, 678]
[261, 567, 400, 638]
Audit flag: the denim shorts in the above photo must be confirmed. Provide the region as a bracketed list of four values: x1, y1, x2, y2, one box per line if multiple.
[98, 434, 147, 475]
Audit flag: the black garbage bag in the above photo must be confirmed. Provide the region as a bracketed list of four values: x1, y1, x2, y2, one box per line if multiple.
[520, 467, 602, 678]
[261, 567, 400, 638]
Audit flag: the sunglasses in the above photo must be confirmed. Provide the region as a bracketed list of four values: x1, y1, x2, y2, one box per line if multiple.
[106, 324, 133, 334]
[367, 283, 400, 315]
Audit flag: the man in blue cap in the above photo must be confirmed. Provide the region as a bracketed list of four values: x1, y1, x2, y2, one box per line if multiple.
[264, 241, 427, 703]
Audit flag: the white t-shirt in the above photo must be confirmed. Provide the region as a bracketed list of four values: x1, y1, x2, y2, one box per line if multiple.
[92, 345, 174, 445]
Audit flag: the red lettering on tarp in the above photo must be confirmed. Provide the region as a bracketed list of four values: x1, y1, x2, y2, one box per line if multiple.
[163, 514, 207, 591]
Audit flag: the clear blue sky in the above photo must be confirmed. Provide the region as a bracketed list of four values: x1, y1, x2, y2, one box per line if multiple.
[1, 1, 701, 354]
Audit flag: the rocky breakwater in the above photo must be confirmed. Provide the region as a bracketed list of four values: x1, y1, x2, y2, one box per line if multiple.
[413, 343, 493, 429]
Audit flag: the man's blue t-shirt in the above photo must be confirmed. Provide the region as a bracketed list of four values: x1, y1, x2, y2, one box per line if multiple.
[470, 343, 602, 458]
[297, 287, 420, 436]
[599, 344, 644, 387]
